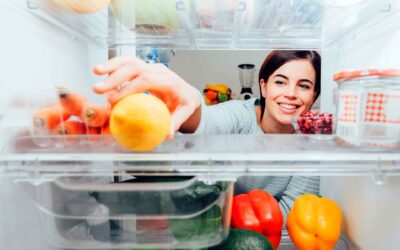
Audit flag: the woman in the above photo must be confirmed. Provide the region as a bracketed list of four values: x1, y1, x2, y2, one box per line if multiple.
[92, 50, 321, 219]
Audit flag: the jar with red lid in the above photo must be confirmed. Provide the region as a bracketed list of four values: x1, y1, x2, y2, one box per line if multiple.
[333, 69, 400, 148]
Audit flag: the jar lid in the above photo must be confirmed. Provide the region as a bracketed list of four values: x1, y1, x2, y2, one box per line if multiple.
[333, 69, 400, 81]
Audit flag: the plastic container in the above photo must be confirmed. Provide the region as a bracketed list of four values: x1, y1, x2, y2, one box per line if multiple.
[334, 69, 400, 148]
[17, 175, 233, 249]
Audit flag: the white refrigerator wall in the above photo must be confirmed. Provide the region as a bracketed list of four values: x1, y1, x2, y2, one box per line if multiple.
[320, 16, 400, 250]
[0, 2, 105, 249]
[169, 50, 267, 98]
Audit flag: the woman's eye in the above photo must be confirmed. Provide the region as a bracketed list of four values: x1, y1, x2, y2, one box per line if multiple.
[298, 83, 311, 89]
[275, 80, 285, 85]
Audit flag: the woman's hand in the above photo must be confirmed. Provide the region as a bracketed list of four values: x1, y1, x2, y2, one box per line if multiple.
[92, 56, 201, 136]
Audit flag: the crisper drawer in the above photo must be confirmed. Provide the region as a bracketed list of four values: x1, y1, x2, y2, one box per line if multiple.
[17, 175, 233, 249]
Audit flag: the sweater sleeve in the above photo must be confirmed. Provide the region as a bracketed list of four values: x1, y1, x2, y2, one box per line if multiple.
[279, 176, 320, 222]
[194, 97, 257, 134]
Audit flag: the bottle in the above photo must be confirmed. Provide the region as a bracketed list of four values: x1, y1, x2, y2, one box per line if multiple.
[146, 49, 160, 64]
[143, 49, 161, 95]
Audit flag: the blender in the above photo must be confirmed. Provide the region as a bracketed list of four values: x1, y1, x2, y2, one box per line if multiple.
[238, 64, 257, 100]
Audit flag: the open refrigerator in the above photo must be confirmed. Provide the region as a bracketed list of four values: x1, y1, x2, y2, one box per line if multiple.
[0, 0, 400, 249]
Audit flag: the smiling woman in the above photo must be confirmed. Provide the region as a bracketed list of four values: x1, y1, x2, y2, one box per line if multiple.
[258, 50, 321, 134]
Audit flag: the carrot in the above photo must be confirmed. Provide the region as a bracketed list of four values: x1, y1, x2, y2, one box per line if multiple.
[57, 86, 87, 116]
[86, 126, 101, 142]
[33, 105, 70, 130]
[101, 124, 110, 135]
[54, 120, 86, 135]
[81, 103, 110, 127]
[87, 126, 101, 135]
[137, 218, 168, 230]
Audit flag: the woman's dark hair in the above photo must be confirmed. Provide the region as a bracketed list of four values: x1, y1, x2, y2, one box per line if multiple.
[258, 50, 321, 120]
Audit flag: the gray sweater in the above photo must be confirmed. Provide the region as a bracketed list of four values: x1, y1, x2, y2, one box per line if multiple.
[195, 98, 320, 220]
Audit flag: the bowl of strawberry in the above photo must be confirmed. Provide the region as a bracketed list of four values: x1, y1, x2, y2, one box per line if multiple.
[292, 111, 334, 135]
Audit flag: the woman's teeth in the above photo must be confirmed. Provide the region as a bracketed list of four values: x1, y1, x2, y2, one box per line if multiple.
[279, 103, 297, 110]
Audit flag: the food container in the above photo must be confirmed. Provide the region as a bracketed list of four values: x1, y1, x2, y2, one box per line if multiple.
[334, 69, 400, 148]
[17, 175, 233, 249]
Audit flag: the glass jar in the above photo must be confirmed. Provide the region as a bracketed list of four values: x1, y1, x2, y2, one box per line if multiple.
[334, 69, 400, 148]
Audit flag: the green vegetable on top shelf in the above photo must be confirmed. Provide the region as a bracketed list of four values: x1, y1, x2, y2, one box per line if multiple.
[209, 228, 274, 250]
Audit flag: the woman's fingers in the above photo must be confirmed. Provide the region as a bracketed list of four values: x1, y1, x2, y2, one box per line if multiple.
[92, 61, 164, 95]
[92, 57, 148, 94]
[93, 56, 144, 75]
[92, 65, 141, 94]
[105, 76, 160, 105]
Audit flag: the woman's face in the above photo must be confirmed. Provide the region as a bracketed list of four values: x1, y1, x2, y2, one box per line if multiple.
[260, 59, 316, 125]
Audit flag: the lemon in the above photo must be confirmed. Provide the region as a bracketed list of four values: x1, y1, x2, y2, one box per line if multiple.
[110, 93, 170, 152]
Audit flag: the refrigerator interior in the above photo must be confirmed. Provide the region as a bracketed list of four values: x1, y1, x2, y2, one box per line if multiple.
[1, 0, 400, 249]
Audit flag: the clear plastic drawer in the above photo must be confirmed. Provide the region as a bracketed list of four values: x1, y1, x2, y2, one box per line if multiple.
[17, 175, 233, 249]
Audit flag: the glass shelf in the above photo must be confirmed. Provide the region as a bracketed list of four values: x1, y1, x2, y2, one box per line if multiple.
[6, 0, 399, 49]
[2, 133, 400, 180]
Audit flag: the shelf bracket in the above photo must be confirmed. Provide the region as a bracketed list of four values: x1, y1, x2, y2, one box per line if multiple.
[26, 0, 38, 10]
[372, 158, 388, 185]
[231, 1, 247, 49]
[380, 3, 391, 13]
[201, 158, 216, 185]
[176, 0, 197, 49]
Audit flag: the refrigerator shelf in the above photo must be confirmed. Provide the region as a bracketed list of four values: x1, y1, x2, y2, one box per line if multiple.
[2, 133, 400, 179]
[5, 0, 399, 49]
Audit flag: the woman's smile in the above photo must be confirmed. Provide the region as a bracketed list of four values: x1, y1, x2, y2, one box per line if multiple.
[277, 102, 301, 114]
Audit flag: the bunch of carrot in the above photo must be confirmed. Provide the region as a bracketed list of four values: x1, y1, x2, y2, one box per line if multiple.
[32, 87, 111, 137]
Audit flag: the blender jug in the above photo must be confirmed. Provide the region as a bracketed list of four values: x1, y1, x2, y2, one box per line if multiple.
[238, 64, 256, 100]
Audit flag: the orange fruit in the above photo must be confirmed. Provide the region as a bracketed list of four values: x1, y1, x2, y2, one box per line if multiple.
[110, 93, 170, 152]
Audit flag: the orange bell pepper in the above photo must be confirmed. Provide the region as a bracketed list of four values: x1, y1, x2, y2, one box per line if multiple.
[286, 194, 342, 250]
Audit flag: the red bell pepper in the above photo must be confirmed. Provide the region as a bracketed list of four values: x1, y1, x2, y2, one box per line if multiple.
[231, 190, 283, 249]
